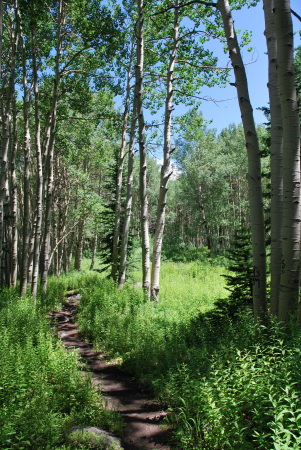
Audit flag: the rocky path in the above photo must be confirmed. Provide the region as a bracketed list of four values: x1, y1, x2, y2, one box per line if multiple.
[50, 294, 174, 450]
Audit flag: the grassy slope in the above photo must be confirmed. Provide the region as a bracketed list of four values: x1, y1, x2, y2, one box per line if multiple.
[131, 260, 228, 318]
[76, 259, 301, 449]
[2, 257, 301, 449]
[76, 260, 228, 384]
[0, 280, 121, 449]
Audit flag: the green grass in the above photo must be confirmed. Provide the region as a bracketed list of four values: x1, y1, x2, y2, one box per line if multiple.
[160, 261, 229, 317]
[0, 285, 122, 449]
[73, 258, 301, 449]
[76, 260, 230, 386]
[130, 260, 228, 319]
[3, 255, 301, 449]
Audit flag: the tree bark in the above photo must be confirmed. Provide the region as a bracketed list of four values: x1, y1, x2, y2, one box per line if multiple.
[74, 218, 85, 271]
[198, 185, 211, 251]
[31, 28, 44, 299]
[274, 0, 301, 321]
[136, 0, 150, 296]
[0, 2, 18, 286]
[263, 0, 283, 316]
[118, 110, 136, 289]
[111, 41, 135, 280]
[10, 95, 18, 286]
[65, 232, 74, 272]
[27, 232, 35, 286]
[41, 0, 65, 293]
[150, 2, 179, 301]
[217, 0, 267, 323]
[20, 29, 31, 296]
[90, 234, 98, 270]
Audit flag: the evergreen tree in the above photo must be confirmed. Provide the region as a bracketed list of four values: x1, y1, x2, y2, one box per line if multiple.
[224, 225, 253, 306]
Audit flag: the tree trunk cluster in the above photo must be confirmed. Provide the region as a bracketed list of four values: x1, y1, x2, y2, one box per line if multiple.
[1, 0, 300, 325]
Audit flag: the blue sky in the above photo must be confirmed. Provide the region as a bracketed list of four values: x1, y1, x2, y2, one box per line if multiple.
[193, 0, 301, 133]
[115, 1, 301, 149]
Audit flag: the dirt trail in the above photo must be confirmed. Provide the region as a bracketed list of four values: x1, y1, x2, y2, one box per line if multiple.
[50, 294, 174, 450]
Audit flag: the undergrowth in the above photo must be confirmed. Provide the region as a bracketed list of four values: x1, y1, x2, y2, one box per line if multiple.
[3, 257, 301, 449]
[0, 283, 121, 449]
[74, 260, 301, 449]
[77, 261, 228, 382]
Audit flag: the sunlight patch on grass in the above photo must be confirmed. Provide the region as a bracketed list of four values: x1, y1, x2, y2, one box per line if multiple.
[130, 260, 228, 322]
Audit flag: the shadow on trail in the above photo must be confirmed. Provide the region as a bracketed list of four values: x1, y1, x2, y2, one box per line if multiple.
[50, 295, 174, 450]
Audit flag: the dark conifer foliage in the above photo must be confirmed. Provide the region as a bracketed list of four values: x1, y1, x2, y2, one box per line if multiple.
[223, 225, 253, 306]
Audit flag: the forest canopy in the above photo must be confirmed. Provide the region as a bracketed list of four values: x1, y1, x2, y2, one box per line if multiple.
[0, 0, 300, 322]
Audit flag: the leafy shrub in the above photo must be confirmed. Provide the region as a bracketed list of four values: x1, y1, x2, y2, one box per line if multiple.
[74, 261, 301, 449]
[0, 295, 121, 449]
[166, 332, 301, 449]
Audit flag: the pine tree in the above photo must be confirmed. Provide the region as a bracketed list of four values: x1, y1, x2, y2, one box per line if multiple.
[224, 225, 253, 306]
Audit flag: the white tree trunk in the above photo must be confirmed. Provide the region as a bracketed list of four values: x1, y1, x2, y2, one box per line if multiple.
[74, 218, 85, 271]
[150, 2, 179, 301]
[20, 31, 31, 297]
[90, 234, 98, 271]
[41, 0, 65, 293]
[111, 41, 135, 280]
[263, 0, 283, 316]
[10, 95, 18, 287]
[31, 29, 44, 299]
[0, 2, 18, 286]
[217, 0, 267, 322]
[136, 0, 150, 296]
[274, 0, 301, 321]
[118, 110, 136, 289]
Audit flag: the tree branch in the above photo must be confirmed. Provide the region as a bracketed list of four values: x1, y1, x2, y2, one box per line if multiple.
[173, 88, 237, 104]
[56, 116, 112, 121]
[60, 46, 93, 75]
[150, 0, 217, 17]
[61, 69, 117, 78]
[48, 221, 80, 268]
[291, 8, 301, 22]
[176, 59, 231, 70]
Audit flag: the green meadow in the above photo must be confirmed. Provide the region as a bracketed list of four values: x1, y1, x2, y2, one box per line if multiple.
[1, 259, 301, 448]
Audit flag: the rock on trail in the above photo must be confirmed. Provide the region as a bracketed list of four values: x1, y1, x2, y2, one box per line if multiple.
[50, 294, 174, 450]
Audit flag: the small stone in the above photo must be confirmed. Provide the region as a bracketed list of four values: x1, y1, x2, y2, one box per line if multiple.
[68, 426, 123, 449]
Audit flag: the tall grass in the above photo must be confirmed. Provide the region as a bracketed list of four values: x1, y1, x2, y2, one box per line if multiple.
[0, 285, 121, 449]
[4, 255, 301, 448]
[75, 259, 301, 449]
[77, 260, 228, 383]
[130, 260, 228, 318]
[166, 330, 301, 449]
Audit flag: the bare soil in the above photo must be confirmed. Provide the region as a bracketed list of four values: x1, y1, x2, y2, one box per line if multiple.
[50, 294, 175, 450]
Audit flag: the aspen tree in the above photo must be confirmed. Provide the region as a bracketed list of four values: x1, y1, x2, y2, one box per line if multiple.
[263, 0, 283, 316]
[0, 1, 18, 286]
[74, 218, 85, 271]
[118, 109, 137, 289]
[150, 0, 179, 301]
[90, 235, 98, 270]
[10, 96, 18, 287]
[31, 26, 44, 299]
[217, 0, 267, 322]
[111, 41, 135, 280]
[56, 161, 70, 276]
[41, 0, 65, 292]
[136, 0, 151, 296]
[274, 0, 301, 321]
[20, 20, 31, 296]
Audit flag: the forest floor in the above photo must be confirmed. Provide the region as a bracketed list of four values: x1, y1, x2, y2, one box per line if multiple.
[50, 293, 174, 450]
